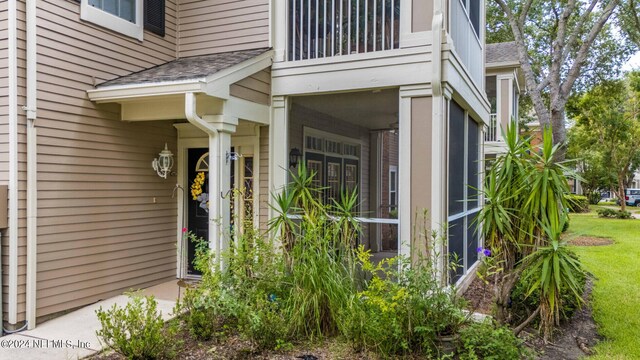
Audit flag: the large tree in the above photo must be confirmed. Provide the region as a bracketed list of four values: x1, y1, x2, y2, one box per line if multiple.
[490, 0, 634, 155]
[567, 74, 640, 211]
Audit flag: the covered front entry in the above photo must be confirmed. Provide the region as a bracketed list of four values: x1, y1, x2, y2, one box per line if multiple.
[181, 131, 261, 277]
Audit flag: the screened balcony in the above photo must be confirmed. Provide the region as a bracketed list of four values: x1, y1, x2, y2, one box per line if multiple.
[287, 0, 401, 61]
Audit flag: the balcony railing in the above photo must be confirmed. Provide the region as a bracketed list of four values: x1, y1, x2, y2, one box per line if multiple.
[288, 0, 401, 61]
[450, 0, 483, 87]
[484, 113, 499, 142]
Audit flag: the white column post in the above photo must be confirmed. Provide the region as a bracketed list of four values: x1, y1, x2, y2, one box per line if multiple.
[202, 115, 238, 268]
[398, 89, 412, 259]
[269, 96, 290, 220]
[273, 0, 288, 62]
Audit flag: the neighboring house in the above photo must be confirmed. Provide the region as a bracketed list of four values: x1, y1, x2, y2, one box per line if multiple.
[484, 42, 523, 159]
[0, 0, 489, 331]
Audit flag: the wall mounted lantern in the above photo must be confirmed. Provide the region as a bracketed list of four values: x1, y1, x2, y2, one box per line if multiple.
[289, 148, 302, 168]
[152, 143, 174, 179]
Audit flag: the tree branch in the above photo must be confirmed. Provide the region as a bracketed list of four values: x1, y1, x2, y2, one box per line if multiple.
[514, 306, 541, 335]
[560, 0, 620, 100]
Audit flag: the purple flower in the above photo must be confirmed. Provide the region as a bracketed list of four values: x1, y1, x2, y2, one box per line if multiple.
[483, 249, 491, 257]
[476, 247, 483, 253]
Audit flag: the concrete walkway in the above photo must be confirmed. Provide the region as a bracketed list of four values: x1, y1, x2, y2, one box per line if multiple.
[0, 280, 182, 360]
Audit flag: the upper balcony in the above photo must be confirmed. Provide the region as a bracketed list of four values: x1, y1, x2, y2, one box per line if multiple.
[449, 0, 483, 91]
[286, 0, 401, 61]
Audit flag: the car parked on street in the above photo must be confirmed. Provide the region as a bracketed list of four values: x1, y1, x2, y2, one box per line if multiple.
[625, 189, 640, 207]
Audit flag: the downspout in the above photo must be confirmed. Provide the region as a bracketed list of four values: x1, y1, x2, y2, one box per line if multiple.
[25, 0, 38, 330]
[7, 0, 19, 328]
[431, 6, 445, 283]
[184, 92, 220, 265]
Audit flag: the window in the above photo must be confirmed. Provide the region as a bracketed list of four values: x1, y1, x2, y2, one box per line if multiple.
[459, 0, 481, 38]
[81, 0, 143, 40]
[81, 0, 165, 40]
[447, 101, 481, 283]
[389, 166, 398, 209]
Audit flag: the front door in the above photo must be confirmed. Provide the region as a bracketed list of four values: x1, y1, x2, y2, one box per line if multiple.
[187, 148, 209, 276]
[185, 145, 256, 276]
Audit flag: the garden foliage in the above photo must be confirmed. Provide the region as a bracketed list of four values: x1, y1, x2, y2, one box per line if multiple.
[476, 125, 585, 340]
[95, 293, 178, 360]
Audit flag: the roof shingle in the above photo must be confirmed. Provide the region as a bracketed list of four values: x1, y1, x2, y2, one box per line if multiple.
[97, 48, 271, 88]
[486, 41, 519, 65]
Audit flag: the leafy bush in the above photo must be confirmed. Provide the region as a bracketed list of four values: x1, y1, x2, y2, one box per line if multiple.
[597, 208, 633, 219]
[565, 194, 590, 213]
[96, 293, 177, 360]
[588, 191, 602, 205]
[341, 233, 467, 358]
[457, 320, 529, 360]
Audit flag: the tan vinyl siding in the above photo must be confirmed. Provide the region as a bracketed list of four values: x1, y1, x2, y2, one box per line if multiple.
[413, 0, 433, 32]
[259, 125, 269, 232]
[178, 0, 269, 58]
[7, 0, 181, 321]
[230, 68, 271, 105]
[0, 5, 8, 187]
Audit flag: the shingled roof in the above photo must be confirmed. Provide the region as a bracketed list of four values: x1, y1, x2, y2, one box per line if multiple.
[486, 41, 519, 65]
[98, 48, 271, 88]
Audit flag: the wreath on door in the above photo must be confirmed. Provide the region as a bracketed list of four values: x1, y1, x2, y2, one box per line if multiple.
[191, 151, 210, 212]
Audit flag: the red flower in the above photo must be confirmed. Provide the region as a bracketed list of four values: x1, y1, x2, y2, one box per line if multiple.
[182, 227, 188, 233]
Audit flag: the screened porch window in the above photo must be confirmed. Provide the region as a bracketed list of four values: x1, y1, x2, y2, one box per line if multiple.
[447, 100, 481, 283]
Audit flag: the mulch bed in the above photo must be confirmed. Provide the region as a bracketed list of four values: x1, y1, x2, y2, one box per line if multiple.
[462, 275, 601, 359]
[568, 236, 614, 246]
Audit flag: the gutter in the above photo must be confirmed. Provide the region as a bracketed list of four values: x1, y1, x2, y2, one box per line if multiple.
[184, 92, 220, 268]
[431, 5, 445, 283]
[25, 0, 38, 329]
[7, 0, 19, 328]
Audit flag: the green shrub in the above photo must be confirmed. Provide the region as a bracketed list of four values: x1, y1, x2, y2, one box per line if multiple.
[457, 320, 529, 360]
[239, 295, 289, 350]
[341, 242, 466, 358]
[588, 191, 602, 205]
[511, 251, 586, 325]
[564, 194, 590, 213]
[597, 208, 633, 219]
[96, 293, 177, 360]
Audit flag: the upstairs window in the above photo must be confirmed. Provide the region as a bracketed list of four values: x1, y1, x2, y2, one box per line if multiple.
[81, 0, 165, 40]
[81, 0, 143, 40]
[89, 0, 136, 22]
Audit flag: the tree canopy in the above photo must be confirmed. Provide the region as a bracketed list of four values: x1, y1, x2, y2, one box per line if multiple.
[488, 0, 635, 153]
[566, 72, 640, 210]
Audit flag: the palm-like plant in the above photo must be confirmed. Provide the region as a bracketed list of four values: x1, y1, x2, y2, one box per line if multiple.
[476, 124, 582, 340]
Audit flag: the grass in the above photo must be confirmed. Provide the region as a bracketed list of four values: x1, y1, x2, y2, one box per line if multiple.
[567, 211, 640, 359]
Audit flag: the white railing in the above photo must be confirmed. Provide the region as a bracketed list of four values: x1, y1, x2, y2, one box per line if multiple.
[288, 0, 401, 61]
[450, 0, 483, 88]
[484, 113, 499, 142]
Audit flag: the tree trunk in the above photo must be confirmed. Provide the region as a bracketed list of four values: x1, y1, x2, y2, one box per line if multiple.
[618, 176, 627, 212]
[551, 108, 567, 159]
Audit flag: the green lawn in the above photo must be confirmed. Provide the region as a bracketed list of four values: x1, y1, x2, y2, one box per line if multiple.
[568, 213, 640, 359]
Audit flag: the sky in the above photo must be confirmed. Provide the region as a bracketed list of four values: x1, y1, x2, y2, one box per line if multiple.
[623, 51, 640, 71]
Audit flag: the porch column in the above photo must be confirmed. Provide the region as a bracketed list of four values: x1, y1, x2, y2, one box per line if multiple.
[203, 115, 238, 266]
[399, 85, 445, 266]
[497, 74, 514, 140]
[269, 96, 289, 222]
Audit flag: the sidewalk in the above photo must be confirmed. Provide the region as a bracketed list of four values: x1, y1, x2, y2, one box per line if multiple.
[0, 280, 181, 360]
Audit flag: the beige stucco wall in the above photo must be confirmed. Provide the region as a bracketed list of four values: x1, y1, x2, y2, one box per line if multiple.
[177, 0, 269, 58]
[410, 97, 433, 257]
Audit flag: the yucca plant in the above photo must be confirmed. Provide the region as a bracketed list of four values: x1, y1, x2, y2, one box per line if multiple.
[475, 124, 581, 337]
[522, 215, 584, 340]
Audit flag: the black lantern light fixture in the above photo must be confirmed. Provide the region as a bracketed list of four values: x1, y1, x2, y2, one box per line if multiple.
[289, 148, 302, 168]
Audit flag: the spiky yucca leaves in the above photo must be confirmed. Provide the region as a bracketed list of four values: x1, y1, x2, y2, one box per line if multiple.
[476, 124, 580, 332]
[523, 216, 584, 340]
